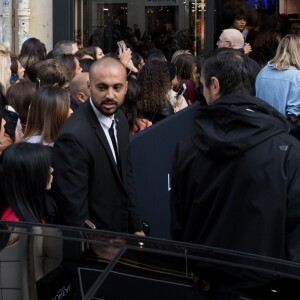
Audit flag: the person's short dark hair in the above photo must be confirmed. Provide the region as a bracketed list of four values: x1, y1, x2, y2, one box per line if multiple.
[55, 54, 78, 79]
[165, 61, 177, 81]
[79, 58, 94, 72]
[201, 50, 260, 96]
[131, 52, 143, 69]
[76, 46, 97, 61]
[151, 28, 165, 41]
[146, 48, 166, 61]
[278, 13, 291, 35]
[53, 40, 76, 57]
[26, 60, 48, 83]
[10, 54, 19, 75]
[36, 59, 70, 87]
[46, 50, 54, 59]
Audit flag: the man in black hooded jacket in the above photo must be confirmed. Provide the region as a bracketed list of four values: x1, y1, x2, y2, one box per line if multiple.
[170, 50, 300, 262]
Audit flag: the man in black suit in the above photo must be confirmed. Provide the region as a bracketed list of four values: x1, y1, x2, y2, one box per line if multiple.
[52, 57, 144, 236]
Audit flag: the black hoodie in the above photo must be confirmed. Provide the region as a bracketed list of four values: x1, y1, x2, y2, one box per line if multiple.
[171, 94, 300, 262]
[194, 94, 288, 160]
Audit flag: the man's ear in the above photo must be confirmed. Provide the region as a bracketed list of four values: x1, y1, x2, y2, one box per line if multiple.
[77, 92, 86, 103]
[211, 76, 220, 96]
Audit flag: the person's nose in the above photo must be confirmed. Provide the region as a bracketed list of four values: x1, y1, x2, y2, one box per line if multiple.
[106, 88, 115, 100]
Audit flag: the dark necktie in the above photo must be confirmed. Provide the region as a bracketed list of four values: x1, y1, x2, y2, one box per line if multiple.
[108, 120, 119, 164]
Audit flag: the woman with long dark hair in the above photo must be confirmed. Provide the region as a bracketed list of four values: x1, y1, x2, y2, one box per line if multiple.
[23, 86, 72, 146]
[0, 142, 53, 223]
[122, 77, 152, 135]
[18, 37, 47, 80]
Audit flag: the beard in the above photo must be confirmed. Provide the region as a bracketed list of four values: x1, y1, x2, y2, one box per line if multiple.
[92, 98, 120, 116]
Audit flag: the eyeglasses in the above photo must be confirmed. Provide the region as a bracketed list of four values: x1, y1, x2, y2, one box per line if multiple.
[216, 39, 230, 46]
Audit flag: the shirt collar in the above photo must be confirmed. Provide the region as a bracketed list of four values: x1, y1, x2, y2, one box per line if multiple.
[89, 97, 114, 128]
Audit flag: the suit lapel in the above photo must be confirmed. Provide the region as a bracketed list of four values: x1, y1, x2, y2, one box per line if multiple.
[115, 115, 126, 180]
[95, 127, 116, 163]
[86, 101, 123, 182]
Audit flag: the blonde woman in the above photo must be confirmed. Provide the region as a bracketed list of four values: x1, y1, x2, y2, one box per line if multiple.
[256, 34, 300, 139]
[256, 35, 300, 118]
[0, 44, 11, 94]
[0, 46, 24, 144]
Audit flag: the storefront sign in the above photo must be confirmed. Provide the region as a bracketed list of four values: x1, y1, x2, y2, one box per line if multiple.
[144, 0, 179, 6]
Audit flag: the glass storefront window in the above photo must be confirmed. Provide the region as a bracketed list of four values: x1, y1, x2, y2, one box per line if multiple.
[190, 1, 206, 55]
[1, 222, 300, 299]
[74, 0, 208, 59]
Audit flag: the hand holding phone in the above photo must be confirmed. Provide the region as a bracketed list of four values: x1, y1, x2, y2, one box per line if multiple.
[117, 40, 127, 51]
[177, 83, 187, 96]
[4, 109, 19, 139]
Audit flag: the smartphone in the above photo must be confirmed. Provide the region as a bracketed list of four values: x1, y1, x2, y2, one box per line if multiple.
[10, 73, 19, 84]
[36, 78, 41, 90]
[84, 219, 96, 230]
[142, 220, 150, 236]
[4, 109, 19, 138]
[117, 40, 127, 51]
[177, 83, 187, 96]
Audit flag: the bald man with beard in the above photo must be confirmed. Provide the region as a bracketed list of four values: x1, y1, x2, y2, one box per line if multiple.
[52, 57, 144, 236]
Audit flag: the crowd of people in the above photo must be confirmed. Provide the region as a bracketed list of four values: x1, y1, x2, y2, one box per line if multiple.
[0, 4, 300, 266]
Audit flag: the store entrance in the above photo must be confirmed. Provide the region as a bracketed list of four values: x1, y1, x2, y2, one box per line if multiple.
[86, 2, 128, 53]
[74, 0, 207, 57]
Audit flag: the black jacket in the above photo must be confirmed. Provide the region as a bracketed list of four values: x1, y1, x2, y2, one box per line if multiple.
[52, 100, 142, 233]
[171, 94, 300, 262]
[144, 100, 174, 124]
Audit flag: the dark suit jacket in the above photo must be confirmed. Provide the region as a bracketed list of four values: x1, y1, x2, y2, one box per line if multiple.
[52, 100, 142, 233]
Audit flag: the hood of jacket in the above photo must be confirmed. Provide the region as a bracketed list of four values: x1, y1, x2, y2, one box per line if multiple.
[193, 94, 289, 160]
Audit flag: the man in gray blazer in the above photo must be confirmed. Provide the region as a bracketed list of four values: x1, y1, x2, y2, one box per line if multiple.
[52, 57, 144, 236]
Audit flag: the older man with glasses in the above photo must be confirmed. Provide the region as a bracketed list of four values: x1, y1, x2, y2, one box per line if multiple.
[217, 28, 252, 55]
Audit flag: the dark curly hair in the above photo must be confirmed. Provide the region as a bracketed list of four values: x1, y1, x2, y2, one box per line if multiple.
[222, 0, 258, 29]
[138, 60, 172, 113]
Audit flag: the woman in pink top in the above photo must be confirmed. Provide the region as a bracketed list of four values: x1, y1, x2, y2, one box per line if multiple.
[0, 142, 53, 223]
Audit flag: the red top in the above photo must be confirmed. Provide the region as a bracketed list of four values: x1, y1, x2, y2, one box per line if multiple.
[181, 79, 196, 104]
[1, 206, 19, 221]
[1, 206, 46, 224]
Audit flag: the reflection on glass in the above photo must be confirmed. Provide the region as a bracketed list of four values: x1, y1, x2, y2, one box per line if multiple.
[0, 222, 300, 299]
[75, 1, 208, 57]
